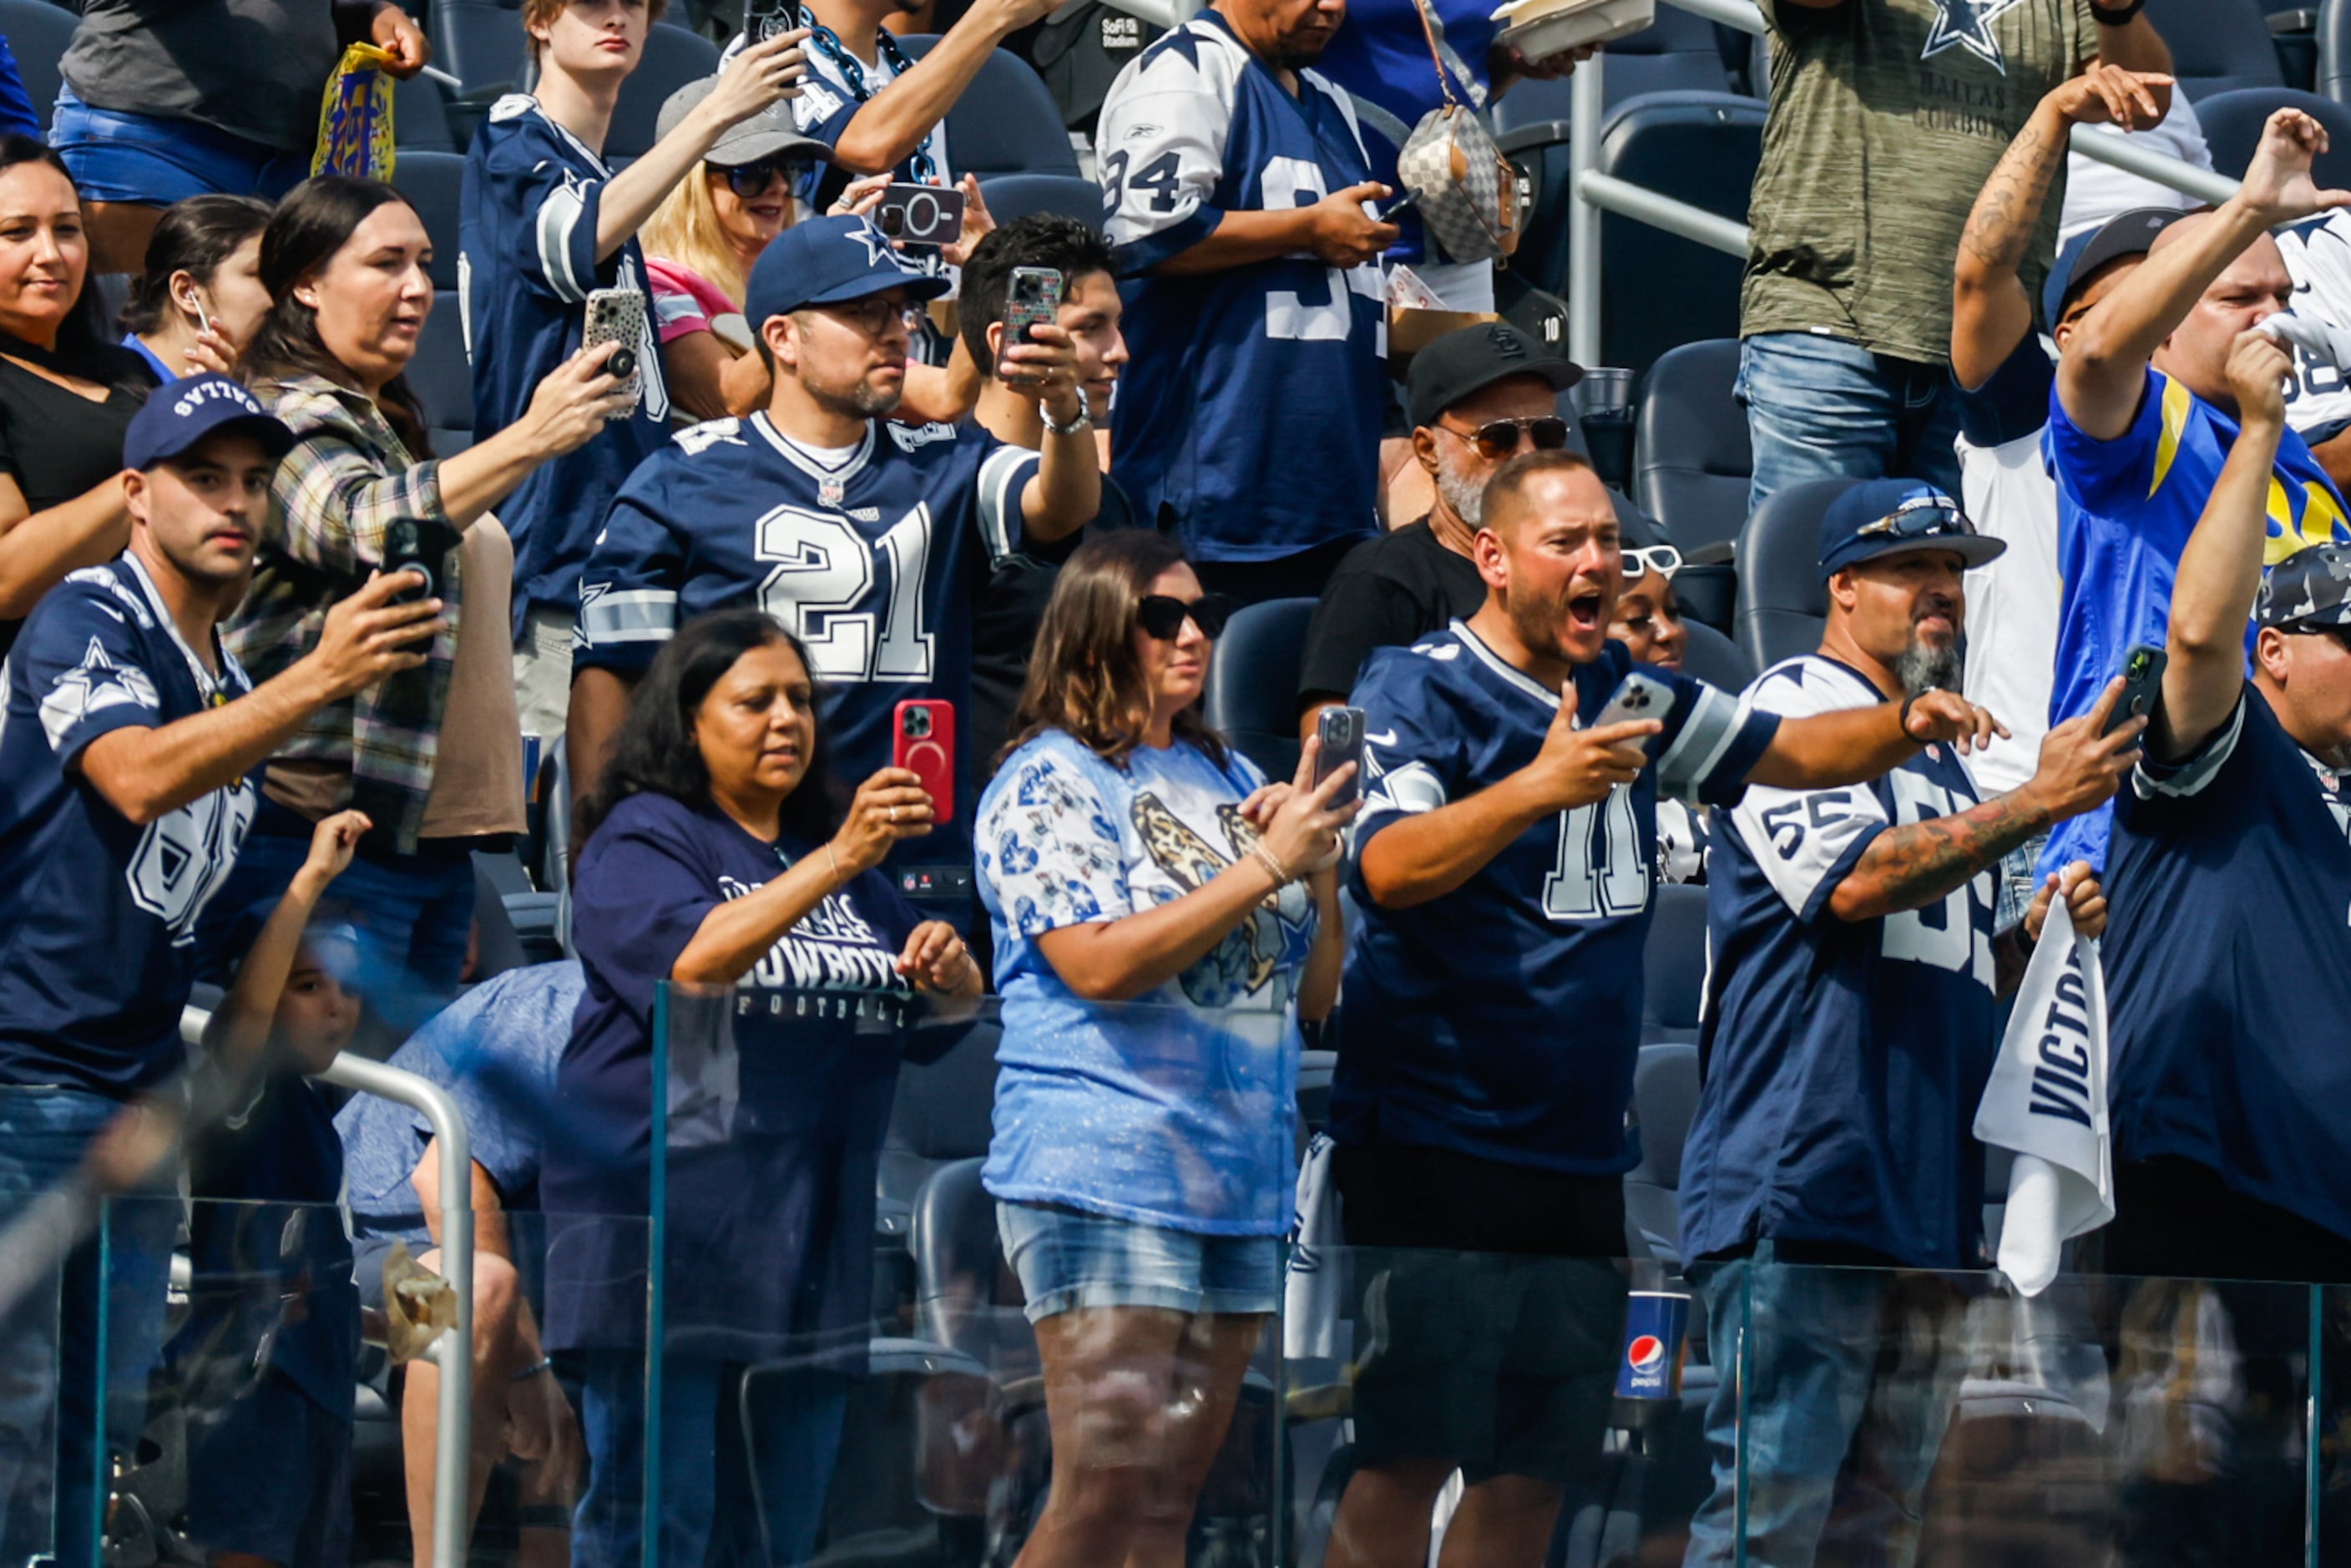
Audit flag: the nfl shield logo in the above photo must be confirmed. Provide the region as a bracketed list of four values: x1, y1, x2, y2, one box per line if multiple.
[818, 478, 846, 508]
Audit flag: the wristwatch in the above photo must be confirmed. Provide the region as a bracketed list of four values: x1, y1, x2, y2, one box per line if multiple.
[2089, 0, 2146, 24]
[1041, 387, 1092, 438]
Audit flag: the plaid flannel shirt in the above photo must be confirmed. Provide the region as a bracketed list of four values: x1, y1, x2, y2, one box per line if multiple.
[225, 374, 458, 853]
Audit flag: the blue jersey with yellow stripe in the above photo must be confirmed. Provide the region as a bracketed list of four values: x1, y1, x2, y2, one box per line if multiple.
[2041, 367, 2348, 877]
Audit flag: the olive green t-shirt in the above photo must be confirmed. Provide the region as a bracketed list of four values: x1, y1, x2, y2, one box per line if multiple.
[1742, 0, 2097, 366]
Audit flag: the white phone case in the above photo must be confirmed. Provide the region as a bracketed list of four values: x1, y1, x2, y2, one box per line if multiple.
[583, 286, 648, 417]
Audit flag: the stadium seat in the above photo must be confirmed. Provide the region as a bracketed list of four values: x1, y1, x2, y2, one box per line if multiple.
[394, 70, 457, 152]
[793, 1338, 1001, 1561]
[409, 307, 476, 456]
[977, 171, 1103, 227]
[898, 35, 1084, 178]
[875, 1013, 1000, 1252]
[0, 0, 77, 135]
[392, 149, 466, 291]
[1733, 476, 1854, 675]
[1624, 1040, 1699, 1264]
[1596, 92, 1765, 379]
[431, 0, 527, 96]
[1634, 337, 1748, 558]
[2325, 0, 2351, 104]
[912, 1156, 1039, 1392]
[1679, 619, 1753, 695]
[2196, 86, 2351, 190]
[1493, 7, 1735, 144]
[605, 23, 720, 160]
[1641, 883, 1707, 1048]
[2147, 0, 2287, 101]
[1022, 0, 1162, 138]
[1201, 597, 1315, 784]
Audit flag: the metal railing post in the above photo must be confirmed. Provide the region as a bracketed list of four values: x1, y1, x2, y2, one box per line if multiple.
[1568, 47, 1605, 367]
[321, 1053, 474, 1568]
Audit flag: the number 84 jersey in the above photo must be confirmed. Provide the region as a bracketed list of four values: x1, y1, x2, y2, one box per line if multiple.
[574, 412, 1039, 858]
[1681, 653, 2000, 1272]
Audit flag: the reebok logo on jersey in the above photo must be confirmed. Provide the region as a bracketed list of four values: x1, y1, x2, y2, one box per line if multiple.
[1125, 123, 1163, 141]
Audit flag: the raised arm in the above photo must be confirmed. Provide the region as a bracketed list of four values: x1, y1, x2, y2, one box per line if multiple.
[823, 0, 1054, 173]
[206, 812, 367, 1072]
[594, 33, 806, 259]
[1747, 690, 2000, 791]
[2060, 108, 2351, 440]
[2157, 329, 2291, 760]
[1000, 322, 1100, 542]
[1954, 64, 2171, 391]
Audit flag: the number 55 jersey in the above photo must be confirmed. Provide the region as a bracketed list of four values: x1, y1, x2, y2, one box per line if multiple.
[573, 412, 1039, 865]
[1332, 622, 1775, 1175]
[1679, 653, 2000, 1272]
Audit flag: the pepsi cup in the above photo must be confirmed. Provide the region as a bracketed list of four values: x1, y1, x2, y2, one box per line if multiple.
[1615, 1290, 1691, 1399]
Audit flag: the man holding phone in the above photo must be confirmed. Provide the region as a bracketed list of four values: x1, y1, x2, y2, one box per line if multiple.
[569, 215, 1099, 916]
[1677, 478, 2136, 1568]
[1321, 453, 2002, 1568]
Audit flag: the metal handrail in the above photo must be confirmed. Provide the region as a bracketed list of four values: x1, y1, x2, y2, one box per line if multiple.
[1564, 0, 2249, 364]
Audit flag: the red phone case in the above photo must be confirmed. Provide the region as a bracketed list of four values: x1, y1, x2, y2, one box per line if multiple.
[892, 700, 956, 824]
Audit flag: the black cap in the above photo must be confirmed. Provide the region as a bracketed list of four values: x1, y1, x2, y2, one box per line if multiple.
[1406, 321, 1582, 430]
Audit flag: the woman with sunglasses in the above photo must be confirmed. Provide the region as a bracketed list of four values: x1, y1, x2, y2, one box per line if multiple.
[1609, 543, 1711, 881]
[975, 530, 1356, 1568]
[644, 77, 991, 423]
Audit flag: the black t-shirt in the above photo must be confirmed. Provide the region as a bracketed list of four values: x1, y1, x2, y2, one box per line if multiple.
[1297, 517, 1489, 702]
[0, 344, 154, 513]
[63, 0, 341, 153]
[970, 473, 1138, 770]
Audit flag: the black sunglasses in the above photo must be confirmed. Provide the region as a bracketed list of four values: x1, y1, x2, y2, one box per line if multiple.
[712, 159, 796, 198]
[1137, 593, 1231, 641]
[1853, 503, 1979, 544]
[1438, 415, 1571, 463]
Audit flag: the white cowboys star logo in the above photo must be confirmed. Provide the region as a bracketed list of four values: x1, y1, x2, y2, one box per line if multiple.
[1920, 0, 2023, 73]
[847, 220, 928, 276]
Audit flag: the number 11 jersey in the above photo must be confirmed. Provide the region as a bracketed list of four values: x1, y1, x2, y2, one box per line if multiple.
[574, 412, 1039, 865]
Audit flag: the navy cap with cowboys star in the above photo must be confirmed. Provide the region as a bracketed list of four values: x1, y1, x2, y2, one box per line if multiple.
[2257, 542, 2351, 629]
[744, 214, 953, 328]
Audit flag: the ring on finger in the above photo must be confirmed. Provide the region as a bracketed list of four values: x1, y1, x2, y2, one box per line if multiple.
[888, 804, 899, 823]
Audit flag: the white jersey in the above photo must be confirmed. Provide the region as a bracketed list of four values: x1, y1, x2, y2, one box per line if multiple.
[2278, 210, 2351, 439]
[2059, 94, 2212, 245]
[1959, 427, 2061, 798]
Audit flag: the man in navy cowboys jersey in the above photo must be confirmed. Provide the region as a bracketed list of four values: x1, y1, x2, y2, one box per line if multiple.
[1676, 478, 2138, 1568]
[569, 215, 1098, 909]
[1322, 452, 2003, 1568]
[463, 3, 805, 741]
[1097, 0, 1399, 606]
[0, 380, 439, 1563]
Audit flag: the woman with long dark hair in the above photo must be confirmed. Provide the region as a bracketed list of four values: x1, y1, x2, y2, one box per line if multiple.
[975, 530, 1356, 1568]
[550, 607, 978, 1567]
[0, 134, 161, 650]
[208, 175, 624, 1014]
[118, 193, 272, 381]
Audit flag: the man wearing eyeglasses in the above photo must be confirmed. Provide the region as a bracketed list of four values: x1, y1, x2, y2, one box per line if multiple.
[2099, 330, 2351, 1298]
[1297, 321, 1580, 744]
[567, 215, 1099, 914]
[1322, 455, 2005, 1568]
[1676, 478, 2136, 1568]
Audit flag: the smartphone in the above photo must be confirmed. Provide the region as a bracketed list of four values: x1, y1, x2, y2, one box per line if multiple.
[582, 286, 647, 417]
[1314, 706, 1366, 811]
[2106, 643, 2167, 736]
[744, 0, 799, 43]
[1594, 671, 1675, 733]
[892, 700, 956, 825]
[875, 183, 965, 247]
[382, 518, 436, 605]
[1374, 186, 1423, 225]
[999, 266, 1062, 375]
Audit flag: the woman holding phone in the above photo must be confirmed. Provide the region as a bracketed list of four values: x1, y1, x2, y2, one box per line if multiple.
[973, 529, 1355, 1568]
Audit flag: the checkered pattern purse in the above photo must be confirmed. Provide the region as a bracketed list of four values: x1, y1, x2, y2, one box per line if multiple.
[1395, 0, 1523, 265]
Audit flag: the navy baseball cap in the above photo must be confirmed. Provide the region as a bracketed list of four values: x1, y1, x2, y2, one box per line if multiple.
[744, 215, 953, 328]
[2043, 205, 2184, 330]
[2257, 542, 2351, 629]
[123, 375, 296, 472]
[1818, 479, 2007, 581]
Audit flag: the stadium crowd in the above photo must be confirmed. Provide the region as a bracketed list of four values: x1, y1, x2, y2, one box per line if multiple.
[0, 0, 2345, 1564]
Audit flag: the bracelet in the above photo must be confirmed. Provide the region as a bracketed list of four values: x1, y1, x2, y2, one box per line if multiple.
[510, 1356, 554, 1383]
[1251, 842, 1293, 888]
[1896, 690, 1924, 742]
[1041, 387, 1092, 438]
[2088, 0, 2145, 22]
[825, 842, 845, 888]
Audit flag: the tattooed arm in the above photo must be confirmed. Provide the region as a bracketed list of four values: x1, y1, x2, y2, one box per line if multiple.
[1826, 679, 2144, 923]
[1952, 63, 2172, 392]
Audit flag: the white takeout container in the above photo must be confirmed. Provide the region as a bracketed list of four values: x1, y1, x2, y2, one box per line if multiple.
[1492, 0, 1656, 63]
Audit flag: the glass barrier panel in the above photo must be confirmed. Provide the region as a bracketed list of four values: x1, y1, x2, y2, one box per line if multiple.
[0, 1083, 85, 1568]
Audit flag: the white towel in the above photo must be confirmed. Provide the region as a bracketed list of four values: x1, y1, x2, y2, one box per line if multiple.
[1971, 902, 2113, 1297]
[1284, 1131, 1344, 1358]
[2258, 307, 2351, 372]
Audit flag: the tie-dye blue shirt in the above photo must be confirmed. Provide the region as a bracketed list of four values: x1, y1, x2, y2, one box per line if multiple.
[976, 729, 1312, 1234]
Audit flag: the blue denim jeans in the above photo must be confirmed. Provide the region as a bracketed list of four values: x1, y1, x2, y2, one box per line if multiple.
[1683, 1242, 1969, 1568]
[574, 1352, 850, 1567]
[0, 1088, 177, 1567]
[1738, 334, 1966, 520]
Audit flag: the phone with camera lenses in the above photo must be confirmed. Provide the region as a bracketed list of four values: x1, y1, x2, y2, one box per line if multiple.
[999, 266, 1062, 377]
[892, 700, 956, 824]
[2106, 643, 2167, 736]
[876, 183, 965, 248]
[1314, 706, 1366, 811]
[1595, 672, 1674, 737]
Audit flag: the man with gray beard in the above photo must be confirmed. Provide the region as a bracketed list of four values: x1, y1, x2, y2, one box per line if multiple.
[1297, 323, 1580, 741]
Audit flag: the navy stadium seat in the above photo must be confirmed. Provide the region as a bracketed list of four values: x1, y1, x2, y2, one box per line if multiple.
[1493, 7, 1735, 144]
[1624, 1040, 1700, 1263]
[976, 171, 1103, 227]
[898, 34, 1082, 178]
[1734, 476, 1855, 675]
[2324, 0, 2351, 104]
[1642, 883, 1708, 1047]
[604, 23, 719, 160]
[2197, 86, 2351, 191]
[1679, 619, 1753, 695]
[392, 149, 467, 290]
[1634, 337, 1749, 558]
[395, 70, 458, 152]
[1201, 596, 1316, 783]
[0, 0, 77, 135]
[431, 0, 527, 95]
[408, 307, 475, 457]
[2147, 0, 2287, 101]
[1595, 92, 1762, 377]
